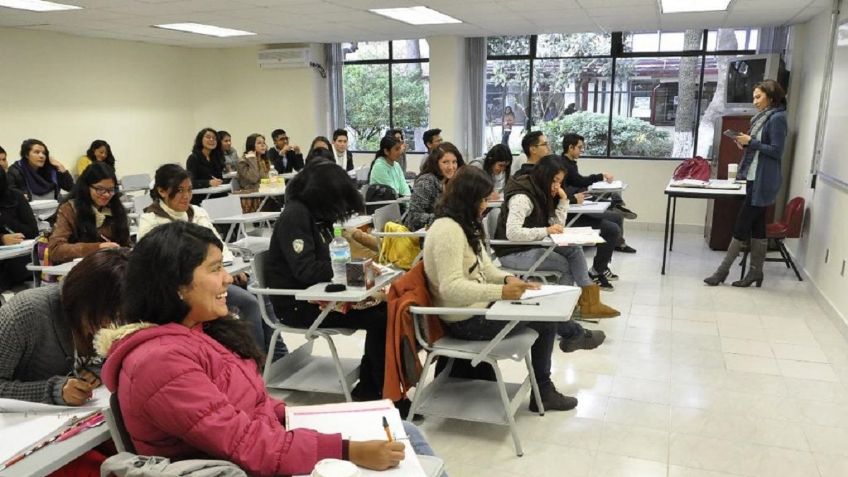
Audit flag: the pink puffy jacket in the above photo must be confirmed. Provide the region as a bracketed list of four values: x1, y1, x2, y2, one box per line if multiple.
[101, 323, 343, 477]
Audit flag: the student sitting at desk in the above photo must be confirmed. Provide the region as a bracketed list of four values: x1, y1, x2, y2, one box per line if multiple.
[7, 138, 74, 201]
[137, 164, 286, 359]
[99, 222, 414, 477]
[76, 139, 116, 177]
[267, 160, 389, 401]
[404, 142, 464, 231]
[423, 166, 576, 412]
[369, 135, 410, 198]
[218, 130, 239, 173]
[469, 143, 513, 198]
[48, 162, 130, 264]
[186, 127, 226, 205]
[0, 166, 38, 292]
[493, 155, 620, 326]
[0, 248, 127, 404]
[235, 133, 270, 213]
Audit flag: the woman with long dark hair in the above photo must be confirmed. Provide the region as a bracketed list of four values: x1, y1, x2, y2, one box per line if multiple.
[470, 143, 513, 196]
[218, 130, 239, 172]
[0, 248, 128, 404]
[368, 135, 410, 197]
[186, 127, 226, 204]
[48, 162, 130, 264]
[404, 142, 464, 231]
[423, 166, 576, 411]
[0, 165, 38, 291]
[267, 160, 389, 400]
[493, 155, 619, 324]
[99, 222, 410, 476]
[236, 133, 270, 192]
[7, 138, 74, 200]
[137, 163, 284, 358]
[76, 139, 116, 176]
[705, 80, 788, 288]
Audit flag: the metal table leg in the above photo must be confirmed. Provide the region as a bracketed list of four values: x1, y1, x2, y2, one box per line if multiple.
[662, 194, 672, 275]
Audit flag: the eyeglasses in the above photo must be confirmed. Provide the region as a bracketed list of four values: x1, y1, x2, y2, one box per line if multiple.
[90, 185, 117, 196]
[534, 141, 549, 148]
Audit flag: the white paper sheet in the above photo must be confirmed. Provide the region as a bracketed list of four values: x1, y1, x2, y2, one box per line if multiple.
[549, 228, 605, 246]
[519, 285, 575, 301]
[287, 400, 426, 477]
[0, 386, 109, 413]
[0, 239, 34, 251]
[589, 180, 623, 190]
[0, 413, 75, 463]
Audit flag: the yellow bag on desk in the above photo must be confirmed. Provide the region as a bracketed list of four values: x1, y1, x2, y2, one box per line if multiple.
[378, 221, 420, 270]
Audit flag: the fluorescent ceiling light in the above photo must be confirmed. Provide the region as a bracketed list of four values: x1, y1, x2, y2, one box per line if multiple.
[154, 23, 257, 38]
[370, 6, 462, 25]
[0, 0, 81, 11]
[660, 0, 731, 13]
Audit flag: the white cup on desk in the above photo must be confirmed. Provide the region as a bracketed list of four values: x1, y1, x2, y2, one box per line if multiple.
[727, 163, 738, 181]
[312, 459, 360, 477]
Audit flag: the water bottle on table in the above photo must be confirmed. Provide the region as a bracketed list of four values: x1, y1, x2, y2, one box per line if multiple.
[329, 224, 351, 284]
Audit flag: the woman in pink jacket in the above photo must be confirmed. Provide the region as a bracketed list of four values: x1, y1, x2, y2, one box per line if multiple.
[99, 221, 406, 477]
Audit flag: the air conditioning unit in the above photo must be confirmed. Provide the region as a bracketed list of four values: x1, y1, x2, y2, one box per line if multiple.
[257, 47, 311, 69]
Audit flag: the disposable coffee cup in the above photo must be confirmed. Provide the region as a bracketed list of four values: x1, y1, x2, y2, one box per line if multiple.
[311, 459, 360, 477]
[727, 163, 738, 180]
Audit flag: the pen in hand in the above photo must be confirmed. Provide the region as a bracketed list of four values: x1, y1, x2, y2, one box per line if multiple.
[510, 301, 540, 306]
[382, 416, 393, 442]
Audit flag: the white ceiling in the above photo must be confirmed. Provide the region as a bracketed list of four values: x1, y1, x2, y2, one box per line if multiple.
[0, 0, 831, 47]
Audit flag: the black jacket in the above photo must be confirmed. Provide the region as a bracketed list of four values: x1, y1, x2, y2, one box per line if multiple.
[266, 199, 334, 314]
[267, 148, 305, 174]
[185, 152, 226, 204]
[0, 190, 38, 240]
[513, 162, 535, 178]
[7, 163, 73, 201]
[561, 155, 603, 190]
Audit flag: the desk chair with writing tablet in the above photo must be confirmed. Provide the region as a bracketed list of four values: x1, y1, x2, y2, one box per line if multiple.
[247, 250, 360, 401]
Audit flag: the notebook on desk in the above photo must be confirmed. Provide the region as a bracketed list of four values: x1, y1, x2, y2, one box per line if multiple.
[550, 228, 605, 246]
[286, 400, 426, 477]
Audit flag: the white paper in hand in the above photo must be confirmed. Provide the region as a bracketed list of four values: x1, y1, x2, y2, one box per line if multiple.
[520, 285, 575, 300]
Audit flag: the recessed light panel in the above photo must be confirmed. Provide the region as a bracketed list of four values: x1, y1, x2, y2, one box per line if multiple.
[370, 6, 462, 25]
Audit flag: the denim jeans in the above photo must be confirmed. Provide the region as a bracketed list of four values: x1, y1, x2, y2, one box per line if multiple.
[402, 422, 449, 477]
[498, 245, 592, 287]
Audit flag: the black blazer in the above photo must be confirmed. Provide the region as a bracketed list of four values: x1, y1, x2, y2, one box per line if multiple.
[267, 148, 304, 174]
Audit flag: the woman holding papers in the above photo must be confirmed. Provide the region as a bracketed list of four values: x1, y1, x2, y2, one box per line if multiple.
[137, 164, 283, 359]
[423, 166, 577, 412]
[0, 166, 37, 291]
[493, 155, 619, 323]
[404, 142, 464, 231]
[0, 249, 127, 405]
[48, 162, 131, 264]
[705, 80, 788, 288]
[99, 222, 411, 477]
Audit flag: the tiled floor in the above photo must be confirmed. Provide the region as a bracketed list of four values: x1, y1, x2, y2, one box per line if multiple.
[278, 229, 848, 477]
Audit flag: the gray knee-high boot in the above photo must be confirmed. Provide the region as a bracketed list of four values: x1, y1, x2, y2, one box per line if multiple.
[733, 238, 767, 287]
[704, 238, 745, 286]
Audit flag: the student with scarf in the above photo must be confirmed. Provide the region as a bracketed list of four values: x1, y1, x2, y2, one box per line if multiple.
[7, 138, 73, 200]
[705, 80, 788, 288]
[48, 162, 130, 264]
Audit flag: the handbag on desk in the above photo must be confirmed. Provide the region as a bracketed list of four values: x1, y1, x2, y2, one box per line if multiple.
[672, 156, 711, 181]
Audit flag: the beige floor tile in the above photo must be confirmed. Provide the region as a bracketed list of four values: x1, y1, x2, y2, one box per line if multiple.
[771, 343, 829, 363]
[778, 359, 840, 382]
[591, 452, 668, 477]
[672, 319, 719, 336]
[720, 337, 774, 358]
[611, 376, 671, 404]
[604, 397, 670, 431]
[723, 353, 781, 375]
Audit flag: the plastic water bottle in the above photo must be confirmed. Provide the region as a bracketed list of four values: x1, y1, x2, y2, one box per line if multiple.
[268, 164, 279, 181]
[329, 224, 351, 284]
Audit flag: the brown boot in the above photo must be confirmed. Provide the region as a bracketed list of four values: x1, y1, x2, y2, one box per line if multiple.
[579, 284, 620, 319]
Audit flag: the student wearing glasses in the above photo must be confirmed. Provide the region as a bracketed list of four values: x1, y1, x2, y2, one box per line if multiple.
[48, 162, 130, 264]
[267, 129, 304, 174]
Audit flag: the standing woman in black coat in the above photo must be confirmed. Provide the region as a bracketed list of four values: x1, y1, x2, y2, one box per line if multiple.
[186, 128, 226, 205]
[705, 80, 788, 288]
[0, 166, 38, 291]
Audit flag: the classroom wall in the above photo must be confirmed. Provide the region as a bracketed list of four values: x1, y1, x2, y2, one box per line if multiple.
[0, 28, 197, 177]
[0, 28, 325, 178]
[783, 9, 848, 323]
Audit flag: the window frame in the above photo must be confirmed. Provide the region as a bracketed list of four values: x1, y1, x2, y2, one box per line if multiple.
[342, 40, 430, 154]
[486, 31, 759, 160]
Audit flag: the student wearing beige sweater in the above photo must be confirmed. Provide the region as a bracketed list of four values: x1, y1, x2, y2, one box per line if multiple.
[423, 166, 576, 412]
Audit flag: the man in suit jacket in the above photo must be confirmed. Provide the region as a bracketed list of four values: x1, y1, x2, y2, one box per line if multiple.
[267, 128, 304, 173]
[331, 129, 354, 171]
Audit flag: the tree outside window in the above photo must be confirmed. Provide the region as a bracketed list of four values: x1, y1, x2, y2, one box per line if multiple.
[342, 40, 429, 152]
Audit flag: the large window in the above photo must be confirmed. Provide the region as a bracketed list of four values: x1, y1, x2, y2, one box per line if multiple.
[485, 30, 763, 159]
[342, 40, 430, 152]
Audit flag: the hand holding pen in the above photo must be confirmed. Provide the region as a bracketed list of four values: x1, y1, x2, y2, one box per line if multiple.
[62, 369, 101, 406]
[2, 225, 24, 246]
[98, 234, 119, 250]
